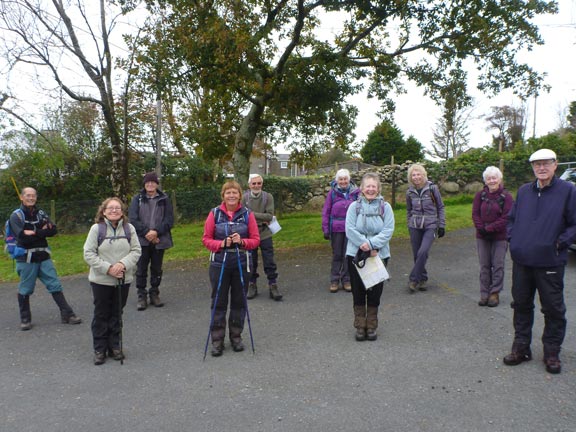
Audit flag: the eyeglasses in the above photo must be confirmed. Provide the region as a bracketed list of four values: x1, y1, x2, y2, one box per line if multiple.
[251, 182, 262, 185]
[106, 207, 122, 211]
[531, 160, 555, 168]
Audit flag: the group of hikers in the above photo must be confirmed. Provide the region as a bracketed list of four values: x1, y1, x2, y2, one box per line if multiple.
[7, 148, 576, 373]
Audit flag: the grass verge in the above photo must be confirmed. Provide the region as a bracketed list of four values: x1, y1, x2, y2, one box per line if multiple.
[0, 203, 473, 283]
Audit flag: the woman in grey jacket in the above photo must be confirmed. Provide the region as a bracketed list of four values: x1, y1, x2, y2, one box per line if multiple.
[83, 198, 141, 365]
[345, 173, 395, 341]
[406, 164, 445, 293]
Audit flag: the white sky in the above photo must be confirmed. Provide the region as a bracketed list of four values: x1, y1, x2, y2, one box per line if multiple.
[2, 1, 575, 157]
[350, 0, 576, 152]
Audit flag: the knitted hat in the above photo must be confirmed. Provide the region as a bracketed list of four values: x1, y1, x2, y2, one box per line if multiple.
[143, 172, 159, 185]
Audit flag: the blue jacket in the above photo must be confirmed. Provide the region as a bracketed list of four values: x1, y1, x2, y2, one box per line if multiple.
[345, 196, 395, 260]
[507, 176, 576, 267]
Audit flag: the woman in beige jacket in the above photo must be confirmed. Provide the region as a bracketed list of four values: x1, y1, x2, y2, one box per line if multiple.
[83, 197, 141, 365]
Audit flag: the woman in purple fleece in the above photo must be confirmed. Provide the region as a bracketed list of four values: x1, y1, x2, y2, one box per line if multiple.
[322, 169, 360, 293]
[472, 166, 514, 307]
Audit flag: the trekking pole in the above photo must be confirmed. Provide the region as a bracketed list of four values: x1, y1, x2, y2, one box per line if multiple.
[235, 244, 255, 354]
[117, 276, 125, 365]
[10, 176, 20, 197]
[203, 250, 228, 361]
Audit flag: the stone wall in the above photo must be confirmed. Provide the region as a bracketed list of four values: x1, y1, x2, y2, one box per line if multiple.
[282, 162, 485, 213]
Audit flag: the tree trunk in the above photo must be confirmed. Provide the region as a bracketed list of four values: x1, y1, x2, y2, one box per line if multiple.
[233, 102, 265, 187]
[101, 100, 126, 200]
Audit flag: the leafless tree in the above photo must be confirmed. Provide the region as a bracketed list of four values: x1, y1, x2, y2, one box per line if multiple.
[0, 0, 130, 197]
[428, 105, 473, 160]
[484, 104, 528, 152]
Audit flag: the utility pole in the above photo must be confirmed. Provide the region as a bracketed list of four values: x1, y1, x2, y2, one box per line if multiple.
[532, 94, 537, 139]
[155, 12, 164, 185]
[155, 90, 162, 183]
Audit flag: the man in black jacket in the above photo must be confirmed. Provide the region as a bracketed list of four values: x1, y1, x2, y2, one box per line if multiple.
[129, 172, 174, 310]
[503, 149, 576, 374]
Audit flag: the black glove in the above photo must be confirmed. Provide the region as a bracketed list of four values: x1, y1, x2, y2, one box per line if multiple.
[323, 232, 330, 240]
[353, 249, 371, 268]
[478, 228, 488, 237]
[437, 227, 445, 238]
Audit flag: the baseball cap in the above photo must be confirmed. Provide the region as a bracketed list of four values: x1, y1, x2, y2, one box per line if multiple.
[529, 149, 556, 162]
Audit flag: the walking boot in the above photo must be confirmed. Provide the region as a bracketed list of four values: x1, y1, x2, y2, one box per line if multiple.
[211, 341, 224, 357]
[108, 349, 125, 361]
[503, 342, 532, 366]
[330, 282, 339, 293]
[343, 282, 352, 292]
[94, 351, 106, 366]
[487, 293, 499, 307]
[366, 306, 379, 341]
[353, 305, 367, 341]
[149, 293, 164, 307]
[210, 315, 226, 357]
[61, 314, 82, 324]
[478, 297, 489, 306]
[137, 296, 148, 311]
[229, 326, 245, 352]
[52, 292, 82, 324]
[247, 282, 258, 299]
[269, 283, 283, 301]
[543, 345, 562, 374]
[18, 294, 32, 331]
[408, 281, 417, 293]
[417, 281, 427, 291]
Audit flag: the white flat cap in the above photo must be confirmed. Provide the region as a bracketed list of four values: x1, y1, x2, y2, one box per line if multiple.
[529, 149, 557, 162]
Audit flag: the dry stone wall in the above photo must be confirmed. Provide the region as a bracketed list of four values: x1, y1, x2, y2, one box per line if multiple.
[282, 162, 485, 213]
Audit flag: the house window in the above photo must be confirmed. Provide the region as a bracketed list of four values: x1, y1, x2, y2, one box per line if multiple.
[280, 161, 288, 169]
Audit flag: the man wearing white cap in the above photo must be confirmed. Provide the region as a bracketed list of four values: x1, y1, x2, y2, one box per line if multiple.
[503, 149, 576, 374]
[242, 174, 282, 301]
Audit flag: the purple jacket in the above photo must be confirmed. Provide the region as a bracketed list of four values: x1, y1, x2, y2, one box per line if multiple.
[472, 185, 514, 241]
[322, 181, 360, 235]
[508, 176, 576, 267]
[406, 181, 445, 230]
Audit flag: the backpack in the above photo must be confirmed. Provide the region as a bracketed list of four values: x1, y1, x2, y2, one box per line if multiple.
[330, 181, 357, 203]
[429, 183, 438, 208]
[212, 207, 250, 226]
[480, 190, 506, 212]
[97, 221, 132, 246]
[355, 198, 386, 219]
[4, 209, 26, 259]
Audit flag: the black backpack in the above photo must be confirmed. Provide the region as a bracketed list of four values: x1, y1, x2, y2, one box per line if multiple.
[480, 190, 506, 212]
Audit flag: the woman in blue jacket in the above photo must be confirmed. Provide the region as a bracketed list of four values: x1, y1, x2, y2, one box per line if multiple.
[345, 173, 394, 341]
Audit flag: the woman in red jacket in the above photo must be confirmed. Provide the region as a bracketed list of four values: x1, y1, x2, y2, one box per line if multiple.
[202, 181, 260, 357]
